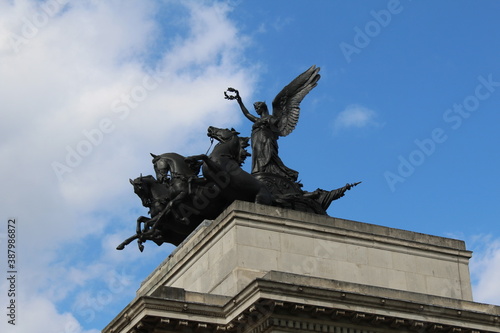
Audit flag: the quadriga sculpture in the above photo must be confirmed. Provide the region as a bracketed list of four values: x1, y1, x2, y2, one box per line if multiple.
[118, 66, 360, 251]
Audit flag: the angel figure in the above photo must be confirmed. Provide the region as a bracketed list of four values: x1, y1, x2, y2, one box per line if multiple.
[225, 65, 320, 182]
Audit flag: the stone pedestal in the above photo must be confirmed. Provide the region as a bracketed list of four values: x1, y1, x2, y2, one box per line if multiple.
[103, 201, 500, 333]
[137, 201, 473, 300]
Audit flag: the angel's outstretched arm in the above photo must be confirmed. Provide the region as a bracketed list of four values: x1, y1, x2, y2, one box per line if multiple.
[237, 97, 259, 123]
[227, 88, 258, 123]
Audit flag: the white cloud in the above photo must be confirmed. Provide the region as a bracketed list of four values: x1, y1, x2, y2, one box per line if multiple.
[3, 295, 99, 333]
[333, 104, 381, 133]
[469, 235, 500, 305]
[272, 16, 294, 32]
[0, 0, 256, 331]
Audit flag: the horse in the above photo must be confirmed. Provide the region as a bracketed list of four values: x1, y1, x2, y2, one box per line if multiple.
[117, 168, 233, 251]
[187, 126, 273, 205]
[116, 175, 194, 251]
[150, 152, 205, 225]
[118, 127, 273, 251]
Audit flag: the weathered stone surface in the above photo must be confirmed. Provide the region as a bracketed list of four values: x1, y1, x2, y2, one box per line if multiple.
[103, 271, 500, 333]
[104, 202, 500, 333]
[137, 201, 473, 300]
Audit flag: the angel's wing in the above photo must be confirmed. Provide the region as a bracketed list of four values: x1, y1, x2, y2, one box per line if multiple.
[272, 65, 321, 137]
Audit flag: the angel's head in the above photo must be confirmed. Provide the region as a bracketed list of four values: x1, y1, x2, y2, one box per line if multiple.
[253, 101, 269, 116]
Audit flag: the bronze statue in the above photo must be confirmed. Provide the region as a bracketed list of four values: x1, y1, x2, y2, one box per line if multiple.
[225, 65, 320, 182]
[185, 126, 273, 205]
[117, 126, 273, 251]
[118, 66, 360, 251]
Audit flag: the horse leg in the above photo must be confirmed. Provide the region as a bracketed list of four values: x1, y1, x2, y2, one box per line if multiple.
[167, 189, 192, 224]
[116, 233, 140, 250]
[116, 230, 154, 251]
[136, 216, 150, 234]
[118, 216, 151, 250]
[148, 193, 189, 227]
[136, 226, 160, 252]
[186, 154, 223, 176]
[185, 154, 207, 162]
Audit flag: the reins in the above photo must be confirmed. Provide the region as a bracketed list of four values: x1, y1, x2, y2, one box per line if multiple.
[205, 137, 214, 155]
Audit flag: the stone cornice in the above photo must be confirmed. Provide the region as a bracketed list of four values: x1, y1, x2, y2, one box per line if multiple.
[103, 272, 499, 333]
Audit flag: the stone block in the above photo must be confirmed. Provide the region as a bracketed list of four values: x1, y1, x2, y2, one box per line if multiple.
[392, 252, 417, 273]
[236, 225, 280, 250]
[137, 201, 473, 301]
[405, 272, 427, 293]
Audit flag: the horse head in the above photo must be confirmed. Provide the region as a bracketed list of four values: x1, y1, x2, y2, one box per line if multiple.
[207, 126, 240, 142]
[129, 175, 159, 208]
[207, 126, 250, 165]
[151, 152, 200, 184]
[151, 153, 171, 184]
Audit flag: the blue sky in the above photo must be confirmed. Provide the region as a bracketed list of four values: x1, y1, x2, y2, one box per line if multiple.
[0, 1, 499, 332]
